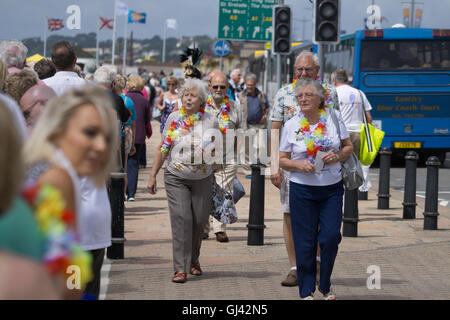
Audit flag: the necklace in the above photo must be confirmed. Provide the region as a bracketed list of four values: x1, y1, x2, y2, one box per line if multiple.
[296, 107, 328, 163]
[160, 105, 204, 154]
[206, 95, 231, 133]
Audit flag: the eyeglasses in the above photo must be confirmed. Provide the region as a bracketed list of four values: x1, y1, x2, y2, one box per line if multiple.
[167, 83, 176, 86]
[212, 85, 227, 90]
[296, 93, 317, 99]
[22, 100, 47, 120]
[295, 67, 315, 73]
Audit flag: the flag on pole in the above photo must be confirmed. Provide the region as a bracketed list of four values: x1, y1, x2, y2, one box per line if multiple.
[402, 2, 411, 27]
[166, 18, 177, 29]
[99, 17, 114, 30]
[116, 1, 129, 16]
[414, 3, 424, 28]
[47, 18, 64, 31]
[128, 10, 146, 24]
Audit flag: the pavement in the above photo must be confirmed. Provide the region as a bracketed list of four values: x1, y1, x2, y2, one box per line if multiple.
[100, 120, 450, 301]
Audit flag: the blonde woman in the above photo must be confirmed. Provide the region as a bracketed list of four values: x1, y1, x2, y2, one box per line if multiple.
[114, 74, 137, 193]
[157, 75, 179, 133]
[24, 85, 119, 299]
[125, 74, 150, 201]
[0, 102, 59, 299]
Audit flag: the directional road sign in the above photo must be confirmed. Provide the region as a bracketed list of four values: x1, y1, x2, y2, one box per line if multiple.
[218, 0, 278, 42]
[214, 40, 232, 57]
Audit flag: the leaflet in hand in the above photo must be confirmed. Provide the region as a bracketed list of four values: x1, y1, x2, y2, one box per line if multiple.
[314, 151, 326, 172]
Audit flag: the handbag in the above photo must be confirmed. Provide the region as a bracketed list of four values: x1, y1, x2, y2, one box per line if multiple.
[358, 91, 385, 166]
[211, 170, 238, 224]
[152, 105, 162, 122]
[233, 175, 245, 204]
[123, 126, 133, 154]
[330, 108, 364, 190]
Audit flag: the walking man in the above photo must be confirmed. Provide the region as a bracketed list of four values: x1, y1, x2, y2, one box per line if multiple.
[331, 69, 373, 194]
[204, 70, 245, 242]
[238, 73, 270, 177]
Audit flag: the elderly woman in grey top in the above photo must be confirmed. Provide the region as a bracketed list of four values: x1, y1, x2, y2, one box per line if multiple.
[147, 78, 219, 283]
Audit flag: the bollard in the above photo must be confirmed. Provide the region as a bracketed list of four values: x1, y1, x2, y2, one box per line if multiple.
[358, 191, 368, 200]
[377, 147, 392, 209]
[423, 156, 440, 230]
[107, 172, 127, 259]
[343, 189, 359, 237]
[403, 151, 418, 219]
[247, 164, 266, 245]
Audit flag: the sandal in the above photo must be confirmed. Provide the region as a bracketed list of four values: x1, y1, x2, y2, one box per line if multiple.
[190, 261, 202, 276]
[172, 271, 187, 283]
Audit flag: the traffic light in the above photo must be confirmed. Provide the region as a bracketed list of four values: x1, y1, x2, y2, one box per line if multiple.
[313, 0, 340, 44]
[272, 5, 291, 54]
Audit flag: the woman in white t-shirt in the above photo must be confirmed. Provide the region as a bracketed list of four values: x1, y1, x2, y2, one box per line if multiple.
[24, 86, 119, 299]
[279, 79, 353, 300]
[147, 78, 219, 284]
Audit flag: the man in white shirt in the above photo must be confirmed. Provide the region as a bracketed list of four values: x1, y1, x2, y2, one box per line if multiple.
[43, 41, 86, 95]
[331, 69, 373, 195]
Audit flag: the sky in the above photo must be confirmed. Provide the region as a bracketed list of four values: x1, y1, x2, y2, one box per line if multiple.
[0, 0, 449, 43]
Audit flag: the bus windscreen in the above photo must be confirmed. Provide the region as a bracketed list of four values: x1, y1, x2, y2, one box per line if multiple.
[360, 39, 450, 71]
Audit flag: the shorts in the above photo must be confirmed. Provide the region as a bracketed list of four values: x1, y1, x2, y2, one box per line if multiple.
[280, 169, 290, 214]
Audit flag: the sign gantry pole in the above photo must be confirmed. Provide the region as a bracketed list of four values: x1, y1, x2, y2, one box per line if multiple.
[112, 0, 118, 65]
[43, 17, 48, 58]
[122, 16, 128, 75]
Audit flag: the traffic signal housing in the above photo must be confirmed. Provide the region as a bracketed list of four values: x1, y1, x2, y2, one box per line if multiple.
[313, 0, 340, 44]
[272, 5, 291, 54]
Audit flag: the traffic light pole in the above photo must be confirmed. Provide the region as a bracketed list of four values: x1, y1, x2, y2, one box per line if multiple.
[317, 43, 325, 80]
[276, 54, 282, 89]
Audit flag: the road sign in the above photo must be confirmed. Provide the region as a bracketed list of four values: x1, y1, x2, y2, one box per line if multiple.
[214, 40, 232, 57]
[218, 0, 278, 42]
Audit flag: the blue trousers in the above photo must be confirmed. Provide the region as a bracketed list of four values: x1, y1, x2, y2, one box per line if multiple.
[126, 143, 145, 197]
[289, 180, 344, 298]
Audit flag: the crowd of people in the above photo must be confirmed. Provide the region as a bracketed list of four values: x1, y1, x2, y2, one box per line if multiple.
[0, 37, 373, 300]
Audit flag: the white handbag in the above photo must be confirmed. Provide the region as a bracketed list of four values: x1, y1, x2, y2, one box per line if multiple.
[329, 108, 364, 190]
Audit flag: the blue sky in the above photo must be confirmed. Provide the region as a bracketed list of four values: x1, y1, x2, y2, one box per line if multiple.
[0, 0, 449, 42]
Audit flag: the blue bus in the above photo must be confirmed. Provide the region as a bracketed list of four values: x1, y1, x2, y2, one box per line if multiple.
[319, 28, 450, 162]
[248, 28, 450, 162]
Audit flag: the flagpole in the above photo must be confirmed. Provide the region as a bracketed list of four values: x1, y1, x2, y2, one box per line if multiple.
[44, 17, 48, 58]
[112, 0, 117, 65]
[122, 16, 128, 75]
[96, 17, 100, 67]
[162, 19, 166, 63]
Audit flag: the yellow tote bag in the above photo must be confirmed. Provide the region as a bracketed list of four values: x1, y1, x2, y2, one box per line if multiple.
[360, 123, 385, 166]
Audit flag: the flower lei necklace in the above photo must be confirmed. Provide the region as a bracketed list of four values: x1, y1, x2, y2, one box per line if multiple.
[206, 95, 231, 133]
[296, 106, 328, 163]
[160, 105, 204, 154]
[21, 183, 93, 288]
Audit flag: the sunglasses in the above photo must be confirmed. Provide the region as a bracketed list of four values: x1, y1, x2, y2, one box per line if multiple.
[212, 85, 226, 90]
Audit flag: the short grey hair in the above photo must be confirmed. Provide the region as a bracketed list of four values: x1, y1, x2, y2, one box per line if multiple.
[178, 78, 209, 103]
[230, 69, 242, 77]
[294, 78, 326, 102]
[244, 72, 257, 82]
[331, 69, 349, 84]
[295, 50, 320, 67]
[0, 40, 28, 68]
[94, 65, 117, 85]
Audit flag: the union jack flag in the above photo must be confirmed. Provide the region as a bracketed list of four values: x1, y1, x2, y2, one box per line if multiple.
[48, 18, 64, 31]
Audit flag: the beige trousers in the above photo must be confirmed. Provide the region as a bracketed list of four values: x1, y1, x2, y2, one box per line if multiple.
[164, 170, 213, 272]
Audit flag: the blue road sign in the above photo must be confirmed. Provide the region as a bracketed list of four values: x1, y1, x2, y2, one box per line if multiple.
[214, 40, 232, 57]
